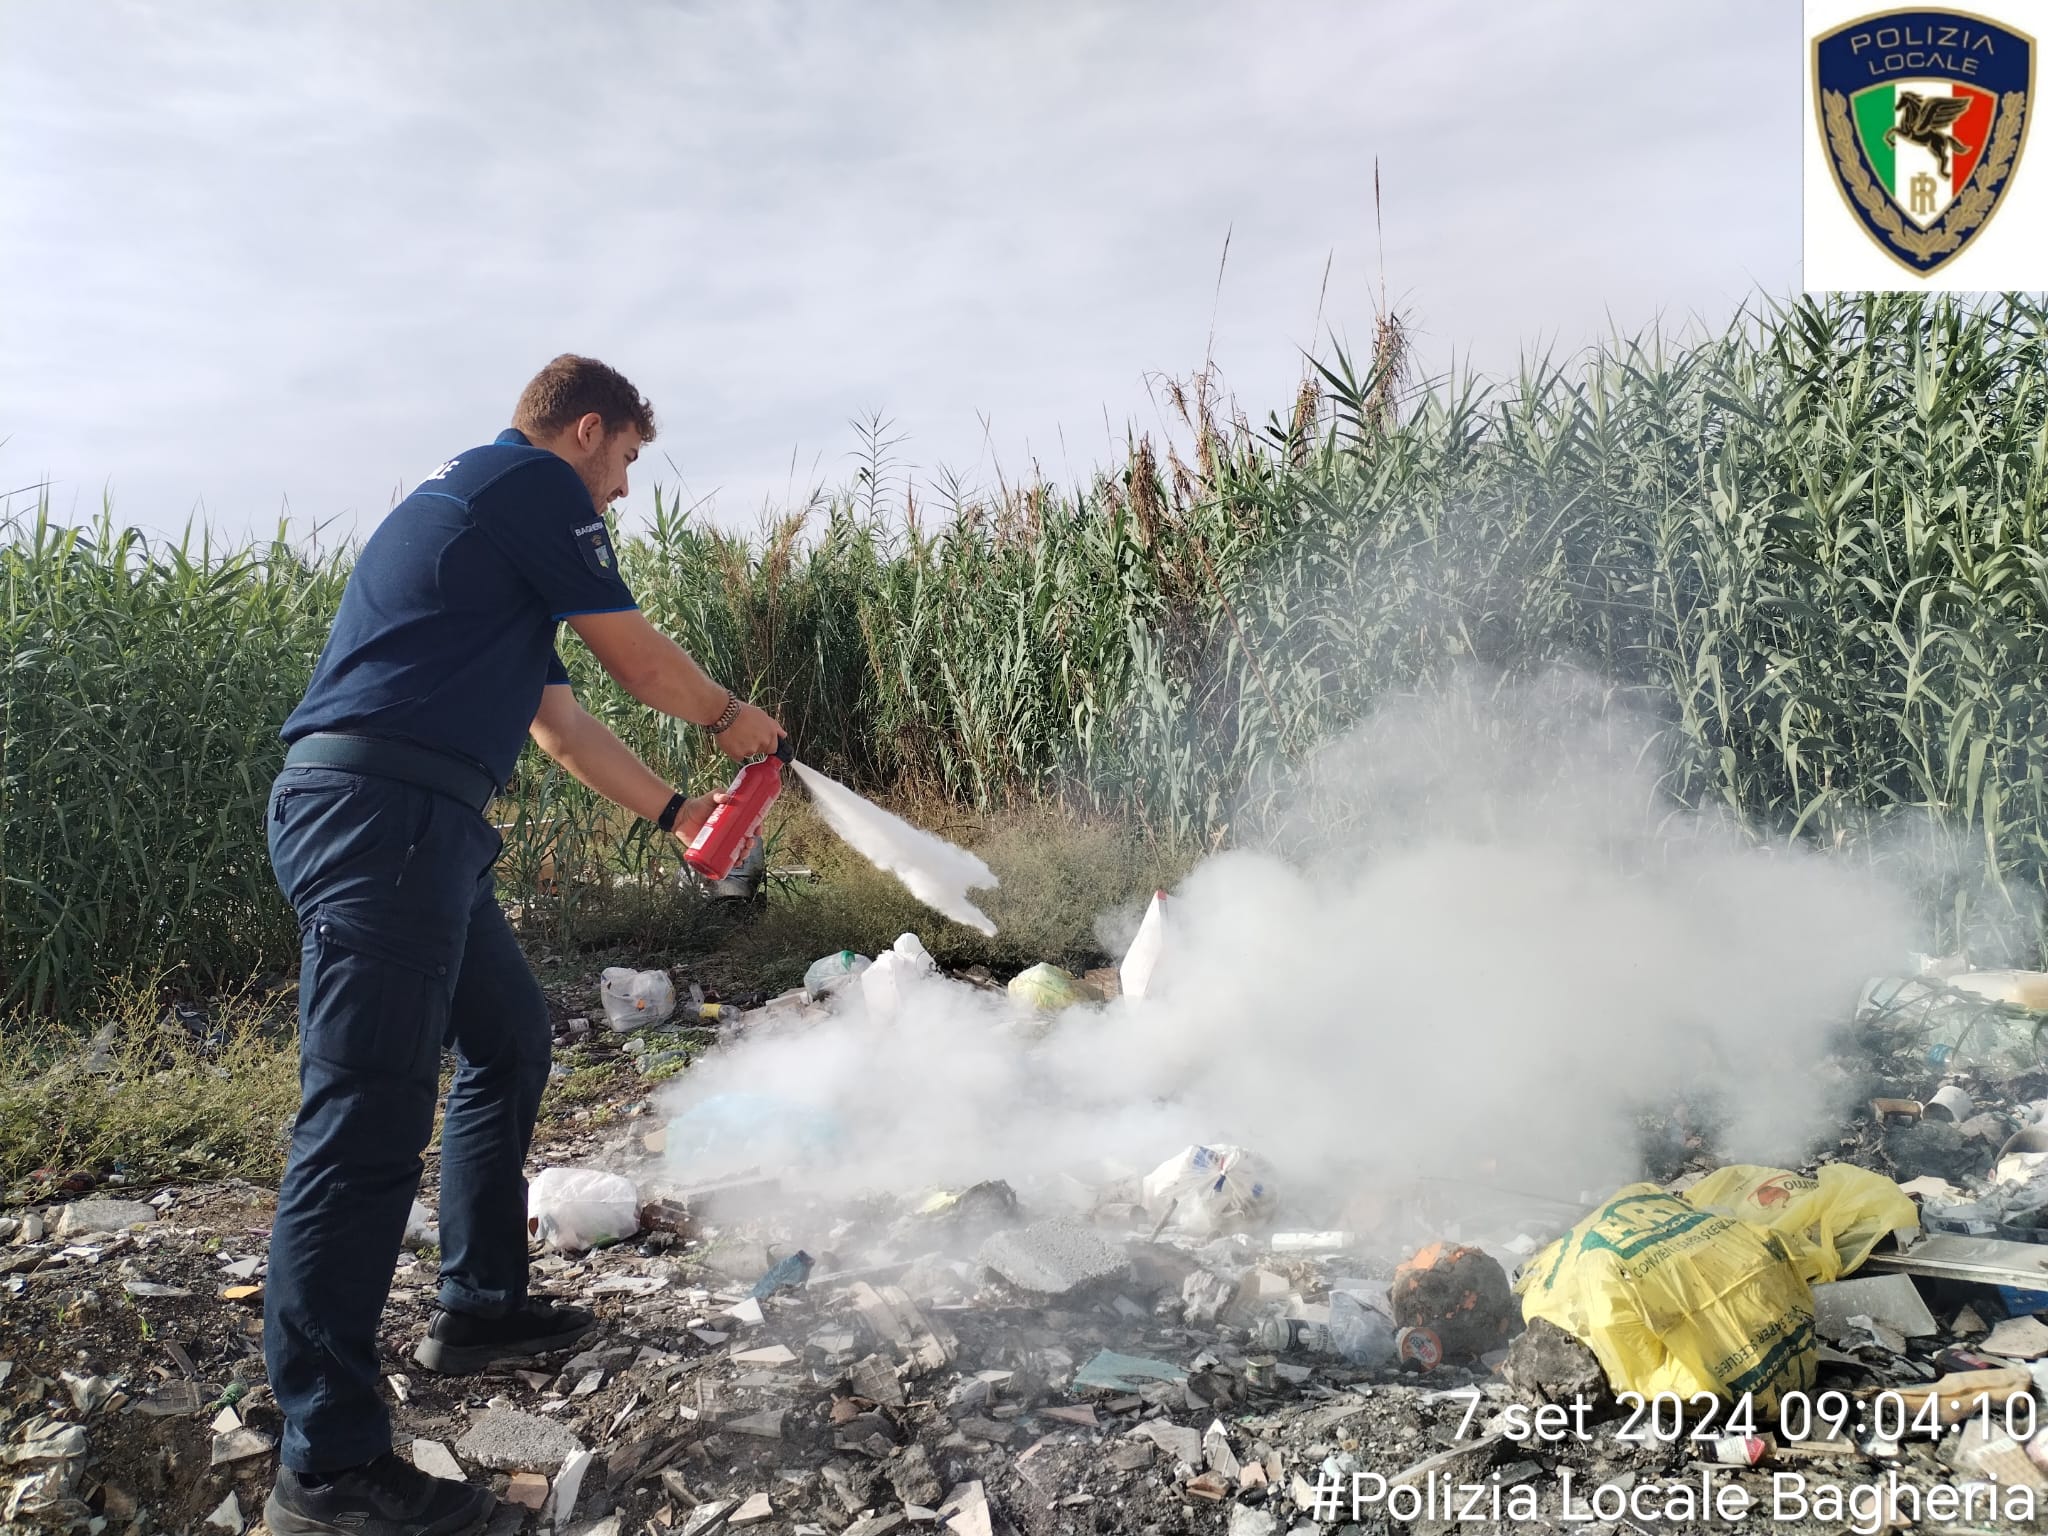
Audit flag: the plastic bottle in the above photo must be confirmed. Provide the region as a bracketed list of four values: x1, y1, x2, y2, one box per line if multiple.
[804, 950, 873, 1000]
[685, 739, 793, 882]
[1250, 1292, 1394, 1367]
[1329, 1290, 1397, 1367]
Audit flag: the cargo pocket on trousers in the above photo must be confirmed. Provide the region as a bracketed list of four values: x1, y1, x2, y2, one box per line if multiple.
[298, 912, 458, 1080]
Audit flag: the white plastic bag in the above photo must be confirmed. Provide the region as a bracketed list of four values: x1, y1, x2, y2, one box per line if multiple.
[861, 933, 935, 1021]
[1120, 891, 1168, 1001]
[527, 1167, 640, 1252]
[1140, 1144, 1277, 1236]
[404, 1199, 439, 1247]
[600, 967, 676, 1032]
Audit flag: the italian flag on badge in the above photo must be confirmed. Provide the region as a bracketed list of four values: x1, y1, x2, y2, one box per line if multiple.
[1851, 80, 1996, 227]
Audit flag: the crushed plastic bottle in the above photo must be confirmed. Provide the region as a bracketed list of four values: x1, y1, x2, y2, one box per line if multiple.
[1249, 1290, 1394, 1367]
[1329, 1289, 1397, 1367]
[804, 950, 873, 1001]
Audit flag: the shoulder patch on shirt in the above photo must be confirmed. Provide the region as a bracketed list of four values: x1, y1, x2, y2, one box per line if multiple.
[573, 517, 619, 577]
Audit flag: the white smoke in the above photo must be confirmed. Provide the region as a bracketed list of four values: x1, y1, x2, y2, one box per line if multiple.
[663, 674, 1917, 1234]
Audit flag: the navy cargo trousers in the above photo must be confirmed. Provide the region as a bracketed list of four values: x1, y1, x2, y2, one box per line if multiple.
[264, 764, 551, 1474]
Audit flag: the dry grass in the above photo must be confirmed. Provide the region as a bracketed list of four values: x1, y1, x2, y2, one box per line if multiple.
[0, 981, 301, 1186]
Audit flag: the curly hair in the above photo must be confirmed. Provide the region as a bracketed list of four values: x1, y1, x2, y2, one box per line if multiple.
[512, 355, 657, 442]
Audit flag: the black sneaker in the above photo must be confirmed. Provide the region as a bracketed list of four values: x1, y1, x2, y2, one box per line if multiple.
[264, 1453, 492, 1536]
[411, 1297, 597, 1374]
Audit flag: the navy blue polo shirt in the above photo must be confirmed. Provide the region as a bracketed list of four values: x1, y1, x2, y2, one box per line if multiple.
[282, 428, 637, 785]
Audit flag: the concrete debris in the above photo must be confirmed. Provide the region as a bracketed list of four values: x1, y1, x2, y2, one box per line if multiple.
[51, 1200, 157, 1237]
[455, 1408, 584, 1473]
[976, 1217, 1131, 1298]
[1499, 1317, 1609, 1405]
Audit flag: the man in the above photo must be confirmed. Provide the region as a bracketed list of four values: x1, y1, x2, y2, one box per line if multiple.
[262, 356, 782, 1536]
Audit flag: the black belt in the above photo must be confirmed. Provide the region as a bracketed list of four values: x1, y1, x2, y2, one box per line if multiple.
[283, 733, 498, 812]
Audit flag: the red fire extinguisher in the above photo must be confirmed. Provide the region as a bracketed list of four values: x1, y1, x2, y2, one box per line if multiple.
[684, 738, 794, 882]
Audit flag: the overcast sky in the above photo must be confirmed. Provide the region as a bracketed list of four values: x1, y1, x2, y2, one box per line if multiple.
[2, 2, 1796, 542]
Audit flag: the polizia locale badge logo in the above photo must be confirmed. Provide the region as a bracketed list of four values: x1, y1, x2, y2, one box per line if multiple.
[1813, 8, 2035, 275]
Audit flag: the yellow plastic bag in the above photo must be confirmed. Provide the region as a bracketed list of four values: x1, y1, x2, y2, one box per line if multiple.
[1517, 1185, 1816, 1411]
[1683, 1164, 1917, 1285]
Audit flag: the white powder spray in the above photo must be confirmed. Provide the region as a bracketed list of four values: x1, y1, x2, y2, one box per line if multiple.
[791, 761, 1000, 935]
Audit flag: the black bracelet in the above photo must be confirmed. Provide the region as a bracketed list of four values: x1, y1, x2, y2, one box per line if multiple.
[655, 791, 688, 833]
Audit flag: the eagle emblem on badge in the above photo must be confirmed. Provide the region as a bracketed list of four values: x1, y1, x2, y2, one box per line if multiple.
[1813, 8, 2034, 275]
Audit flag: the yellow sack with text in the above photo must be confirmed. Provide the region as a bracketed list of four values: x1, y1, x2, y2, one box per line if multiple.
[1516, 1184, 1815, 1410]
[1682, 1164, 1916, 1285]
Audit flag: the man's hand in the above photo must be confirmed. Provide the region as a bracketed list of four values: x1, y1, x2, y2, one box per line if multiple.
[714, 700, 785, 761]
[669, 791, 731, 843]
[671, 792, 763, 871]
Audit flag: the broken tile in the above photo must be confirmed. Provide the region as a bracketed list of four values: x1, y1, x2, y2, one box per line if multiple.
[729, 1492, 773, 1526]
[548, 1446, 594, 1527]
[679, 1500, 735, 1536]
[135, 1381, 207, 1417]
[850, 1353, 906, 1407]
[1203, 1420, 1240, 1480]
[410, 1438, 464, 1480]
[209, 1427, 275, 1466]
[1983, 1314, 2048, 1359]
[1073, 1349, 1186, 1393]
[1137, 1422, 1203, 1467]
[1812, 1273, 1937, 1342]
[505, 1471, 549, 1509]
[721, 1408, 786, 1440]
[730, 1344, 797, 1367]
[937, 1481, 992, 1536]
